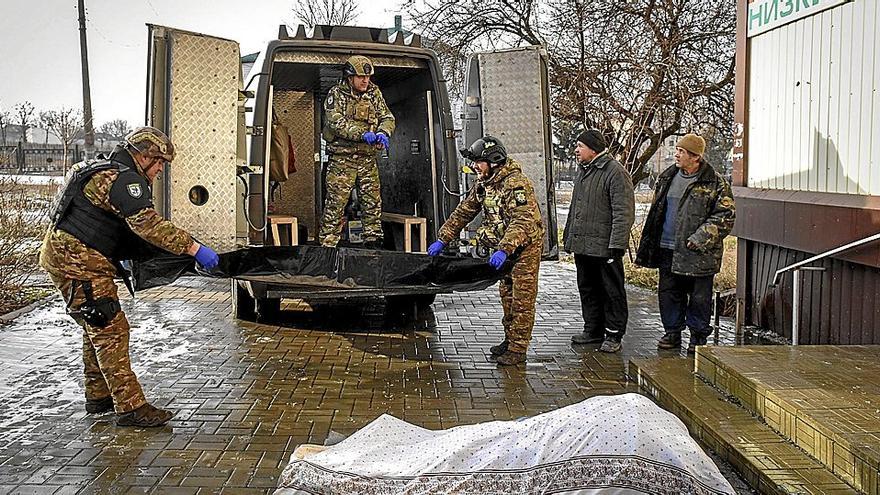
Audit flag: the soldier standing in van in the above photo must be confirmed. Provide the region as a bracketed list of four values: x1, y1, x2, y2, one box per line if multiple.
[39, 126, 220, 427]
[319, 55, 396, 249]
[427, 136, 544, 366]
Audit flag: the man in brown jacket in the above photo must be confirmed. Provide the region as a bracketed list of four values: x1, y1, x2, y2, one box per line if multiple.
[427, 136, 544, 365]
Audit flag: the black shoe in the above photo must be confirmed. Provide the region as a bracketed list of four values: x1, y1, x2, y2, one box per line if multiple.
[657, 332, 682, 349]
[599, 337, 622, 353]
[489, 340, 509, 356]
[571, 331, 605, 344]
[85, 396, 114, 414]
[687, 333, 710, 354]
[117, 403, 174, 427]
[495, 351, 527, 366]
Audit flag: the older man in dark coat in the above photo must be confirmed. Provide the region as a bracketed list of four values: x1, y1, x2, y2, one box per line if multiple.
[563, 130, 635, 353]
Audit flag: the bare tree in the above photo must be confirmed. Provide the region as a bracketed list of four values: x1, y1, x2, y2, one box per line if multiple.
[0, 110, 9, 146]
[409, 0, 736, 186]
[42, 108, 84, 174]
[290, 0, 359, 29]
[99, 118, 132, 141]
[13, 102, 35, 145]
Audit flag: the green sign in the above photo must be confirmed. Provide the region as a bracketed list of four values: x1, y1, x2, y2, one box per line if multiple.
[748, 0, 852, 37]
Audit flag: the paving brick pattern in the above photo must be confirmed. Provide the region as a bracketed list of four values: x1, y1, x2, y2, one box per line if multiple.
[0, 262, 741, 494]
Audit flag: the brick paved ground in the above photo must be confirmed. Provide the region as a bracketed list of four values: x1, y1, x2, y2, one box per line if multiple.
[0, 261, 745, 494]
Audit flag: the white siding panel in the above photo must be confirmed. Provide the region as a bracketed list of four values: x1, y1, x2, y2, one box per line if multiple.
[747, 0, 880, 195]
[826, 6, 841, 193]
[837, 4, 854, 194]
[853, 2, 878, 194]
[872, 1, 880, 194]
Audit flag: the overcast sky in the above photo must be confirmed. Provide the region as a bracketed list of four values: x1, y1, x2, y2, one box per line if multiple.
[0, 0, 406, 126]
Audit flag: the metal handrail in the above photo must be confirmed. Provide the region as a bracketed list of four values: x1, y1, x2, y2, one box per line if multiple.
[771, 231, 880, 345]
[772, 231, 880, 285]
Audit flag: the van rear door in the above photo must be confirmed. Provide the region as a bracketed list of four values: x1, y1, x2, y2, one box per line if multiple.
[146, 25, 244, 251]
[463, 46, 558, 260]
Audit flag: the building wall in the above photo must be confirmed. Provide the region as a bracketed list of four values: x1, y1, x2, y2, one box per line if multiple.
[744, 239, 880, 344]
[746, 0, 879, 194]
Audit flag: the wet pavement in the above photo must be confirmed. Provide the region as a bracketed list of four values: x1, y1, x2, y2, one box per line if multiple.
[0, 261, 746, 494]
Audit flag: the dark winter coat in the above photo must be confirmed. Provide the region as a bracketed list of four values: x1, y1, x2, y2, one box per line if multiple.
[563, 153, 635, 257]
[635, 161, 735, 277]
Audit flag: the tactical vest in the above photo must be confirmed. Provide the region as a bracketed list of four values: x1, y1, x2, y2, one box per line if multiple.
[474, 183, 509, 248]
[50, 158, 148, 261]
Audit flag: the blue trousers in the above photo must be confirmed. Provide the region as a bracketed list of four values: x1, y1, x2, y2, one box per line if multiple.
[657, 249, 714, 336]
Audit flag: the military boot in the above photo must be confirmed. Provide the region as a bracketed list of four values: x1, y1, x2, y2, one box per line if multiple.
[489, 340, 509, 356]
[116, 403, 174, 427]
[495, 350, 526, 366]
[657, 332, 682, 349]
[85, 396, 114, 414]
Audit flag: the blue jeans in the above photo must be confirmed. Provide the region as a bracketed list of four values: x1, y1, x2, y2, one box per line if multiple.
[657, 249, 714, 336]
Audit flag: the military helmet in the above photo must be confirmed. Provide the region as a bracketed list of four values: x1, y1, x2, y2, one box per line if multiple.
[343, 55, 375, 77]
[460, 136, 507, 165]
[125, 126, 175, 162]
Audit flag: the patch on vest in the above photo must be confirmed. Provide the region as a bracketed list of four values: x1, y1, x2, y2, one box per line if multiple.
[127, 183, 143, 198]
[514, 189, 528, 206]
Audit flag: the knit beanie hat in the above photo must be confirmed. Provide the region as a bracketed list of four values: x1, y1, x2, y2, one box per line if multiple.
[676, 134, 706, 156]
[577, 129, 607, 152]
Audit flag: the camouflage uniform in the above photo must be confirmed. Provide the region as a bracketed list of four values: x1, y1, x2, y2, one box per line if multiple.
[39, 147, 193, 414]
[319, 78, 395, 246]
[438, 159, 544, 353]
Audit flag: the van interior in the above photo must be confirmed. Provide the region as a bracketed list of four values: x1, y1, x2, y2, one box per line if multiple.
[266, 52, 443, 252]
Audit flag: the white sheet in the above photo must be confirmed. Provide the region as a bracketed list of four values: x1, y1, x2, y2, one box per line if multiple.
[275, 393, 735, 494]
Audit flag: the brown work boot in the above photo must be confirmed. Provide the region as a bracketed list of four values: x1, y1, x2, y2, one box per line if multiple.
[489, 340, 509, 356]
[116, 403, 174, 427]
[85, 396, 114, 414]
[495, 350, 526, 366]
[657, 332, 682, 349]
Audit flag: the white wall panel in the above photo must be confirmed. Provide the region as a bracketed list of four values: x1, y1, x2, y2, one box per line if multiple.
[747, 0, 880, 195]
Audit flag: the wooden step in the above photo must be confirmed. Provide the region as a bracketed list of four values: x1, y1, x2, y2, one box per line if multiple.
[630, 357, 855, 494]
[695, 346, 880, 495]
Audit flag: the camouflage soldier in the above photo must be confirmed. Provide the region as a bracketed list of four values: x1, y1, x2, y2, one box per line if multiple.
[319, 55, 396, 248]
[428, 136, 544, 366]
[635, 133, 735, 353]
[39, 126, 220, 427]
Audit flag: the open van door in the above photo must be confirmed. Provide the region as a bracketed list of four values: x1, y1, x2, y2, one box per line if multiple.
[146, 25, 244, 251]
[462, 46, 558, 260]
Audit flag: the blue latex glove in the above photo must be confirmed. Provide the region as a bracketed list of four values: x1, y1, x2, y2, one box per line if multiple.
[376, 132, 390, 150]
[488, 250, 508, 270]
[194, 244, 220, 270]
[362, 131, 378, 145]
[427, 240, 446, 256]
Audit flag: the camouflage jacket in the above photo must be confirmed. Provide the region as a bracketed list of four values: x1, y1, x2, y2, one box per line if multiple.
[40, 149, 193, 280]
[635, 161, 735, 276]
[438, 159, 544, 255]
[323, 80, 395, 156]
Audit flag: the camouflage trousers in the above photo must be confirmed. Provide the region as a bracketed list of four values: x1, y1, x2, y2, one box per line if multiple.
[47, 273, 146, 414]
[500, 241, 543, 353]
[319, 155, 383, 247]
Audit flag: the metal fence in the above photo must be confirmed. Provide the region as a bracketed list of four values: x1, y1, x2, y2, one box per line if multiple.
[0, 143, 115, 174]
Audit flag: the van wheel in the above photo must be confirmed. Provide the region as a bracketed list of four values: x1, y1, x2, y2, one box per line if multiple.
[232, 282, 256, 321]
[255, 297, 281, 323]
